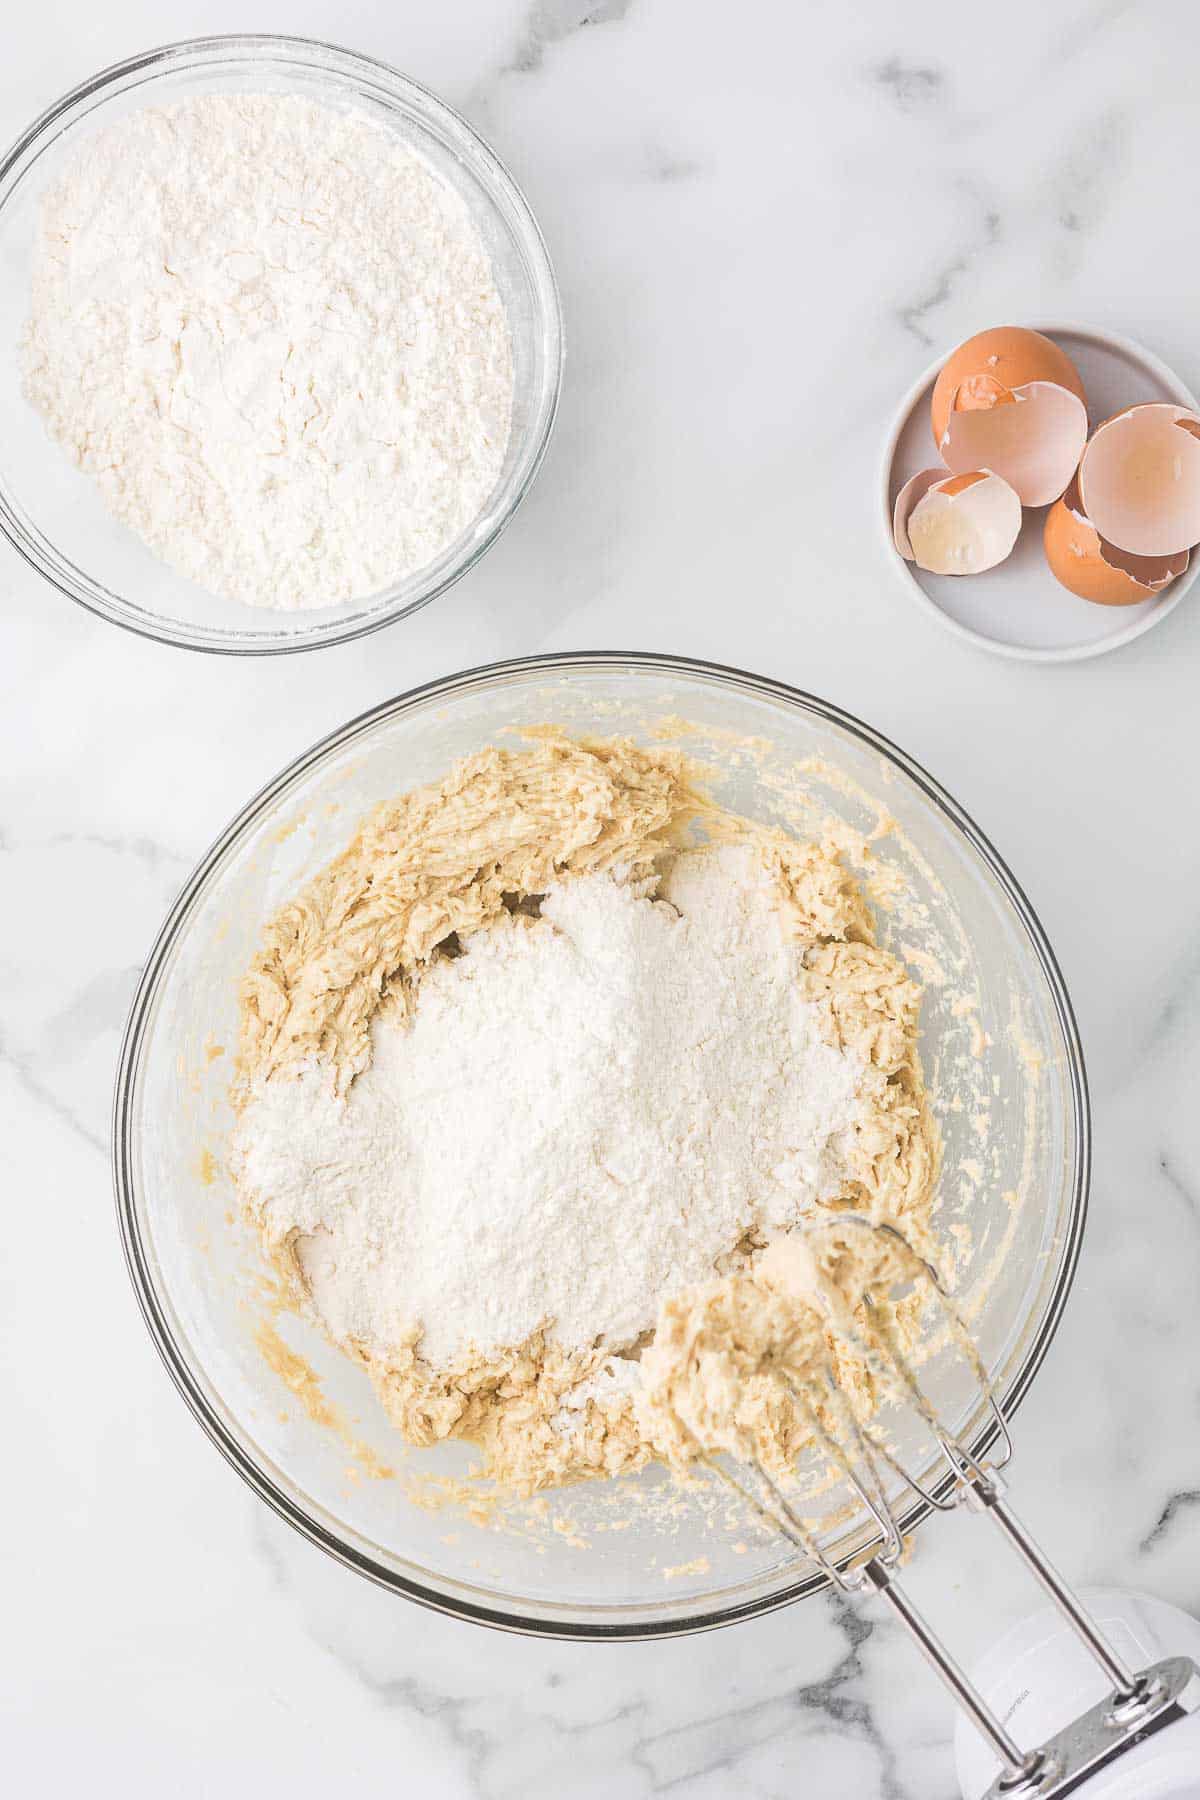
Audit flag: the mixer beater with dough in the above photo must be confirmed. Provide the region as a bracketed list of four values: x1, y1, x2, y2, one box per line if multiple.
[658, 1216, 1200, 1800]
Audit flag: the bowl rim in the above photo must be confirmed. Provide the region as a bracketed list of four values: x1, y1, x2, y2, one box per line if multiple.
[0, 33, 564, 655]
[112, 650, 1091, 1639]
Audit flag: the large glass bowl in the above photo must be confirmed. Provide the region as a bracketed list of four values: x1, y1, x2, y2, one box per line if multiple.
[0, 36, 562, 653]
[114, 654, 1089, 1638]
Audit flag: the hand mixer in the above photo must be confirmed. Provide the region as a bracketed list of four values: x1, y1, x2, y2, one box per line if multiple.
[686, 1217, 1200, 1800]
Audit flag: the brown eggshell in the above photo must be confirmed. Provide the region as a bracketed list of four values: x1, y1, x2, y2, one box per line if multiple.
[939, 380, 1088, 506]
[1077, 403, 1200, 556]
[902, 469, 1022, 575]
[1044, 474, 1187, 605]
[930, 327, 1087, 447]
[893, 467, 945, 557]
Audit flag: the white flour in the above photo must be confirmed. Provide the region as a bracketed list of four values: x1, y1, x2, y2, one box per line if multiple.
[22, 94, 513, 610]
[233, 846, 873, 1369]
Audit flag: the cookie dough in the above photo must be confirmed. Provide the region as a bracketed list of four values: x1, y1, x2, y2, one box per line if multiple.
[232, 735, 939, 1493]
[637, 1225, 932, 1480]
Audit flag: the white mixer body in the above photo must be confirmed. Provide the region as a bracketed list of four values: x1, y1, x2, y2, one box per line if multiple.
[955, 1589, 1200, 1798]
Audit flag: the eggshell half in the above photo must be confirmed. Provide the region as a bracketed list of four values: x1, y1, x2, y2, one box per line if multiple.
[1077, 403, 1200, 556]
[931, 327, 1087, 447]
[1044, 475, 1188, 605]
[903, 469, 1022, 576]
[939, 379, 1088, 507]
[893, 467, 945, 557]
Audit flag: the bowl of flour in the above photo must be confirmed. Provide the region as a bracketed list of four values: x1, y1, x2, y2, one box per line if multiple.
[0, 36, 562, 651]
[114, 653, 1089, 1637]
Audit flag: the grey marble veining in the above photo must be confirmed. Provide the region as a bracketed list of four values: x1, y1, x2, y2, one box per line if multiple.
[4, 2, 1200, 1795]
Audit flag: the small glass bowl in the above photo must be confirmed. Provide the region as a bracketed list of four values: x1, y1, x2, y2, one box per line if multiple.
[0, 36, 563, 654]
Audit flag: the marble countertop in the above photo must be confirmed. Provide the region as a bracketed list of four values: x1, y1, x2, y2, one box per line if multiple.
[4, 2, 1200, 1794]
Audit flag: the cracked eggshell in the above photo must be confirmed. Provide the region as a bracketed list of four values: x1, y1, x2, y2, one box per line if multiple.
[938, 379, 1088, 507]
[892, 468, 945, 557]
[902, 469, 1022, 576]
[930, 327, 1088, 446]
[1077, 402, 1200, 556]
[1044, 474, 1188, 606]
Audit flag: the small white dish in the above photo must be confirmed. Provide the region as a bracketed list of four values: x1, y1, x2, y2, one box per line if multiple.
[881, 323, 1200, 662]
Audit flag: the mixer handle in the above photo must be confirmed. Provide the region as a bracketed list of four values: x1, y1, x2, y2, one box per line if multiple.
[858, 1546, 1200, 1799]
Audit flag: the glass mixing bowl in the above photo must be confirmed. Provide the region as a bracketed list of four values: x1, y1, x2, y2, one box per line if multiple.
[114, 653, 1089, 1638]
[0, 36, 562, 653]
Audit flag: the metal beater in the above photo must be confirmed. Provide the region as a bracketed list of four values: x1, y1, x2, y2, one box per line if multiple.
[703, 1217, 1200, 1800]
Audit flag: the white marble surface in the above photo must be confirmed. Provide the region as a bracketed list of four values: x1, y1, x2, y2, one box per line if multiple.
[4, 2, 1200, 1794]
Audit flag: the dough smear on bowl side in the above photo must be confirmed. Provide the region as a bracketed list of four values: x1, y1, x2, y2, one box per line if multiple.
[230, 735, 941, 1495]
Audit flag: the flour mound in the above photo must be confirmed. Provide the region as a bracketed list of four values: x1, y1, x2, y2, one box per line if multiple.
[233, 846, 873, 1370]
[21, 94, 513, 610]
